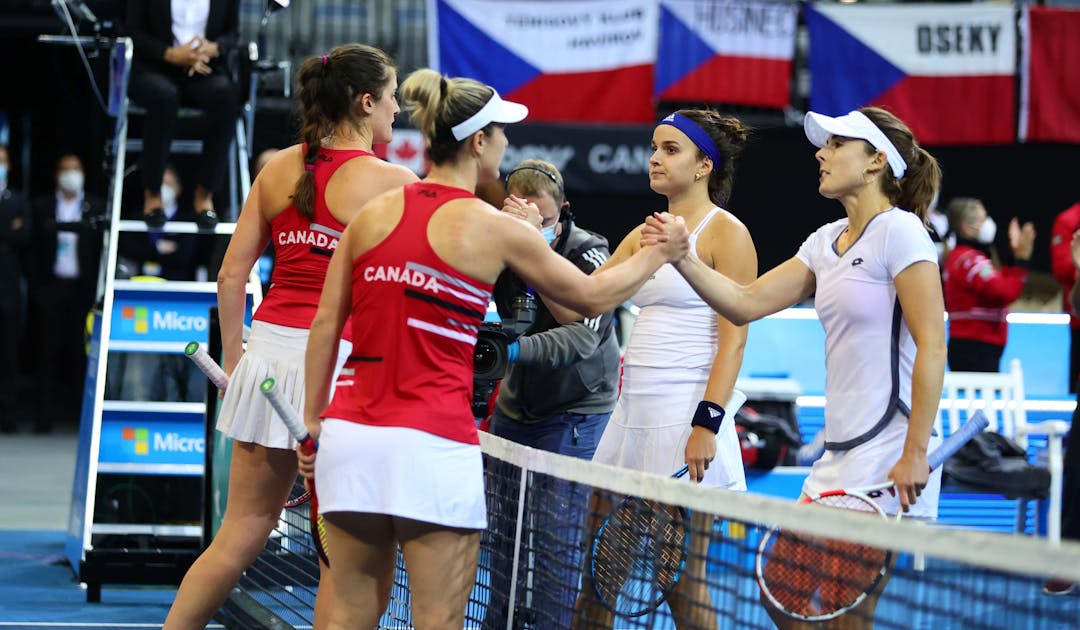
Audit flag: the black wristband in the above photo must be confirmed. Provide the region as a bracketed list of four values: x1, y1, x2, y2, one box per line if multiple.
[691, 400, 726, 434]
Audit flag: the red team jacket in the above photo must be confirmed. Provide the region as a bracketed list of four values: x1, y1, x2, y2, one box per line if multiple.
[943, 243, 1028, 347]
[1050, 202, 1080, 330]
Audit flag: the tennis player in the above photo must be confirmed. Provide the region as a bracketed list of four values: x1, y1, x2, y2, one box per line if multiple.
[646, 107, 946, 629]
[163, 44, 418, 630]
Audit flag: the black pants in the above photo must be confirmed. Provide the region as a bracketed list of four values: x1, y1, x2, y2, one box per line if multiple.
[947, 337, 1004, 373]
[0, 287, 20, 428]
[31, 281, 94, 429]
[128, 64, 241, 195]
[1069, 328, 1080, 394]
[1063, 388, 1080, 542]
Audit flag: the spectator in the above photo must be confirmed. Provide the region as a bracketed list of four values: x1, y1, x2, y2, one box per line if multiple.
[0, 144, 29, 434]
[125, 0, 242, 229]
[1050, 201, 1080, 392]
[26, 153, 106, 433]
[1044, 229, 1080, 596]
[483, 159, 621, 629]
[942, 197, 1035, 372]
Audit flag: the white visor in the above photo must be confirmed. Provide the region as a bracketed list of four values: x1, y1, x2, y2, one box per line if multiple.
[450, 90, 529, 141]
[804, 110, 907, 179]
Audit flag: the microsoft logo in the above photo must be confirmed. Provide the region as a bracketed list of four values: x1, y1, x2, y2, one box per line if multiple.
[121, 305, 149, 334]
[122, 427, 150, 455]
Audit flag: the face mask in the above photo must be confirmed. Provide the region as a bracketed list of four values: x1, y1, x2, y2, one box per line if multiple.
[58, 169, 84, 194]
[160, 183, 178, 209]
[977, 216, 997, 245]
[0, 164, 7, 183]
[540, 223, 558, 245]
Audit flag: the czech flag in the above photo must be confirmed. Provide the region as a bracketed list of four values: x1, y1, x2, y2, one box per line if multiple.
[429, 0, 658, 124]
[1019, 5, 1080, 143]
[655, 0, 797, 109]
[806, 4, 1016, 146]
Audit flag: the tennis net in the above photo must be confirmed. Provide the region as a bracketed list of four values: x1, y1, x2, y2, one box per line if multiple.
[224, 431, 1080, 629]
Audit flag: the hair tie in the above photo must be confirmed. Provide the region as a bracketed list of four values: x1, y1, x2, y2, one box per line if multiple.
[304, 164, 315, 172]
[321, 55, 328, 68]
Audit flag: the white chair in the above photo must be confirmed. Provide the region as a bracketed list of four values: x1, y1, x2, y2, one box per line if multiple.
[937, 358, 1069, 543]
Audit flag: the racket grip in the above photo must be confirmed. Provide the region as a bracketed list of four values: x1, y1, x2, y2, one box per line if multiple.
[185, 341, 229, 391]
[927, 409, 989, 470]
[259, 377, 317, 454]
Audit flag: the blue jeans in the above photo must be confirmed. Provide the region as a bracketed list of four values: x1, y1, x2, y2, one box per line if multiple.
[483, 410, 610, 629]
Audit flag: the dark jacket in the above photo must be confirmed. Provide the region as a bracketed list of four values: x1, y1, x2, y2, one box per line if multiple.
[493, 221, 620, 422]
[125, 0, 240, 74]
[26, 192, 107, 296]
[0, 188, 30, 292]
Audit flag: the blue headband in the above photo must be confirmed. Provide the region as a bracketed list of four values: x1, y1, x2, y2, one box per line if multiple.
[658, 113, 722, 173]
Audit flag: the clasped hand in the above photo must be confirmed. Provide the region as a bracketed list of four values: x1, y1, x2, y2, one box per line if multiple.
[641, 212, 690, 262]
[501, 194, 543, 230]
[167, 36, 219, 77]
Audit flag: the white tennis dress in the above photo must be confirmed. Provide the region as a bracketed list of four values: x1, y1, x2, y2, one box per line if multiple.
[795, 209, 943, 518]
[593, 208, 746, 490]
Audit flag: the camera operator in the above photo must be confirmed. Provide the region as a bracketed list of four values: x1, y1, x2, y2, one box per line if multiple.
[483, 160, 620, 629]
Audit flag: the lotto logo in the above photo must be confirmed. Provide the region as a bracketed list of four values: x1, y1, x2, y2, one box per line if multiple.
[122, 427, 150, 455]
[121, 306, 149, 334]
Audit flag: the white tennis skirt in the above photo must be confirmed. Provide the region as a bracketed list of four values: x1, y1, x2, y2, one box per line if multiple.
[216, 320, 350, 449]
[803, 410, 944, 519]
[315, 419, 487, 530]
[593, 367, 747, 491]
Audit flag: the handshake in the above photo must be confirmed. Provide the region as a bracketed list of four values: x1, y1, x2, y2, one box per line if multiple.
[642, 211, 690, 263]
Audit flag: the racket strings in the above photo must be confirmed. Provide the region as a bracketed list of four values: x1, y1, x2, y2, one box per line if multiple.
[759, 496, 891, 620]
[593, 499, 686, 616]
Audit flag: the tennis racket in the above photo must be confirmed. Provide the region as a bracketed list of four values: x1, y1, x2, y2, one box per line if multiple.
[184, 341, 229, 391]
[259, 377, 329, 567]
[185, 343, 311, 508]
[589, 390, 748, 617]
[756, 410, 989, 622]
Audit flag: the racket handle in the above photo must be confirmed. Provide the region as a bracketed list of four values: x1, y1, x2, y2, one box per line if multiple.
[927, 409, 989, 470]
[259, 377, 317, 454]
[185, 341, 229, 391]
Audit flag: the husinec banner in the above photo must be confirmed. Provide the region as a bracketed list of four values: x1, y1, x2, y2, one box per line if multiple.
[805, 3, 1016, 146]
[429, 0, 659, 124]
[655, 0, 798, 109]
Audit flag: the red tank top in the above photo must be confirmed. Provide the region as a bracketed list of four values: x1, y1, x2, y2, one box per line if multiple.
[322, 182, 493, 445]
[253, 148, 375, 333]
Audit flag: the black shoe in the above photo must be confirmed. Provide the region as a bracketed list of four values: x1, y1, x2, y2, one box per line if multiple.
[194, 208, 219, 230]
[0, 421, 16, 434]
[143, 207, 167, 228]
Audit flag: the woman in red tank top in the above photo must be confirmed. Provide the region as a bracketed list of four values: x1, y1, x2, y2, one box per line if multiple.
[298, 68, 691, 629]
[164, 45, 418, 630]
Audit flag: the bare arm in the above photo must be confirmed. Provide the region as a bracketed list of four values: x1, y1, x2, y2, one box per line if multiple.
[888, 260, 947, 512]
[505, 216, 685, 318]
[671, 253, 815, 325]
[216, 177, 270, 374]
[303, 233, 355, 438]
[684, 220, 758, 482]
[542, 224, 645, 324]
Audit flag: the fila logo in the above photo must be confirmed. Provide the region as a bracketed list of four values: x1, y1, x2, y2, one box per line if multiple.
[851, 258, 864, 267]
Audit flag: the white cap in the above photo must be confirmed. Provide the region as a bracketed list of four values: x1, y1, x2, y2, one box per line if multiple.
[451, 90, 529, 141]
[804, 110, 907, 179]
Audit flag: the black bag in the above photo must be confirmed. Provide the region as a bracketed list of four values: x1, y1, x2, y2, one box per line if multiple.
[942, 431, 1050, 499]
[735, 405, 803, 470]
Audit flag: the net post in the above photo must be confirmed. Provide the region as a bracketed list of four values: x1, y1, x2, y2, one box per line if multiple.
[505, 461, 530, 630]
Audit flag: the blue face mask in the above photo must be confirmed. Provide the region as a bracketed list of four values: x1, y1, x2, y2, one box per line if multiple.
[0, 164, 7, 183]
[540, 223, 557, 245]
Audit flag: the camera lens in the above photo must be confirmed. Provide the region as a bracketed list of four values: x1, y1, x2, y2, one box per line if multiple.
[474, 337, 499, 374]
